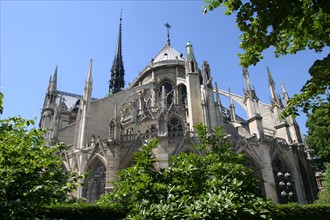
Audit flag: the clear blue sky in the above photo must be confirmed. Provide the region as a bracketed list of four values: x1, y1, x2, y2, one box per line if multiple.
[1, 1, 328, 135]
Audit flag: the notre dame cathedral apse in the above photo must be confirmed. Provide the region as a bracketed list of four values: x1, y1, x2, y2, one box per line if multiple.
[39, 16, 318, 204]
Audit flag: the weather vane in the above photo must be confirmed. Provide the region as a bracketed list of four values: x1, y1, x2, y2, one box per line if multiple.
[165, 22, 171, 46]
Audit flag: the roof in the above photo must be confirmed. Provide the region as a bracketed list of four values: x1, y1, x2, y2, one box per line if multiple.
[56, 90, 97, 110]
[152, 44, 185, 63]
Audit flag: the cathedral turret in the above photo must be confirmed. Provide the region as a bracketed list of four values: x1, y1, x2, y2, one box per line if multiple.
[281, 81, 289, 106]
[76, 59, 93, 173]
[267, 67, 283, 109]
[243, 68, 264, 139]
[201, 61, 217, 131]
[214, 82, 224, 126]
[40, 66, 58, 129]
[280, 81, 302, 143]
[243, 68, 260, 117]
[229, 87, 236, 123]
[267, 67, 292, 143]
[267, 67, 283, 123]
[109, 13, 125, 95]
[49, 65, 57, 95]
[84, 59, 93, 104]
[185, 41, 203, 131]
[185, 41, 198, 73]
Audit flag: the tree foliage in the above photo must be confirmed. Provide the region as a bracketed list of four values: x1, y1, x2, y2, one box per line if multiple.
[0, 116, 79, 219]
[0, 92, 3, 115]
[283, 54, 330, 117]
[305, 100, 330, 164]
[203, 0, 330, 116]
[99, 124, 274, 219]
[203, 0, 329, 67]
[316, 163, 330, 204]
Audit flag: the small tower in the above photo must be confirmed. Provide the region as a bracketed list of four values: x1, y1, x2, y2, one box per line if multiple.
[267, 66, 283, 123]
[214, 82, 224, 126]
[281, 81, 302, 143]
[201, 61, 217, 131]
[281, 81, 289, 106]
[185, 41, 198, 74]
[267, 67, 292, 143]
[40, 66, 58, 129]
[243, 68, 264, 139]
[109, 13, 125, 95]
[185, 41, 203, 131]
[76, 59, 93, 166]
[75, 59, 93, 198]
[229, 87, 236, 123]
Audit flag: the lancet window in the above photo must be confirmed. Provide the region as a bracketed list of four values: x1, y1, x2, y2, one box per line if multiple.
[178, 84, 187, 106]
[82, 160, 106, 203]
[109, 120, 115, 139]
[158, 81, 174, 108]
[272, 156, 297, 203]
[168, 117, 183, 138]
[143, 89, 152, 115]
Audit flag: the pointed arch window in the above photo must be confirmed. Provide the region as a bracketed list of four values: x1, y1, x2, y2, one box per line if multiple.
[243, 154, 265, 196]
[158, 81, 174, 108]
[143, 89, 152, 115]
[272, 156, 297, 203]
[178, 84, 187, 106]
[168, 117, 183, 138]
[191, 61, 195, 72]
[109, 120, 115, 139]
[145, 124, 157, 138]
[82, 160, 106, 203]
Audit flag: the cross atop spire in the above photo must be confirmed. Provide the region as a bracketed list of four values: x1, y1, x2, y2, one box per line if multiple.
[164, 22, 171, 46]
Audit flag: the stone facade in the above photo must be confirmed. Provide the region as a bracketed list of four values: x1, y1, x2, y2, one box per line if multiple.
[39, 19, 318, 204]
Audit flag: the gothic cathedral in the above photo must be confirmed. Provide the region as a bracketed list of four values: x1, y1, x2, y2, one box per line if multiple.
[39, 16, 318, 204]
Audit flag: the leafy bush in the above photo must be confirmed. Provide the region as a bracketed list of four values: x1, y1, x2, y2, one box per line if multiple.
[272, 203, 330, 220]
[0, 117, 79, 219]
[32, 203, 330, 220]
[98, 124, 274, 219]
[41, 203, 126, 220]
[316, 163, 330, 204]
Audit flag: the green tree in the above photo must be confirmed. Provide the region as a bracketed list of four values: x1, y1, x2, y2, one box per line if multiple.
[316, 163, 330, 204]
[99, 124, 273, 219]
[305, 100, 330, 164]
[203, 0, 330, 117]
[0, 92, 3, 115]
[0, 116, 79, 219]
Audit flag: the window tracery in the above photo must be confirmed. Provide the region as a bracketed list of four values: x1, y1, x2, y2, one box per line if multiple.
[168, 117, 183, 138]
[146, 124, 157, 135]
[158, 81, 174, 108]
[272, 156, 297, 203]
[82, 160, 106, 203]
[109, 120, 115, 139]
[143, 89, 152, 116]
[178, 84, 187, 106]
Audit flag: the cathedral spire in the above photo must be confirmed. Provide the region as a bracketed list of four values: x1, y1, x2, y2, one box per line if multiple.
[281, 81, 289, 106]
[243, 68, 252, 94]
[49, 65, 58, 93]
[267, 66, 280, 104]
[229, 87, 236, 122]
[84, 59, 93, 103]
[109, 11, 125, 95]
[243, 68, 258, 102]
[185, 41, 198, 73]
